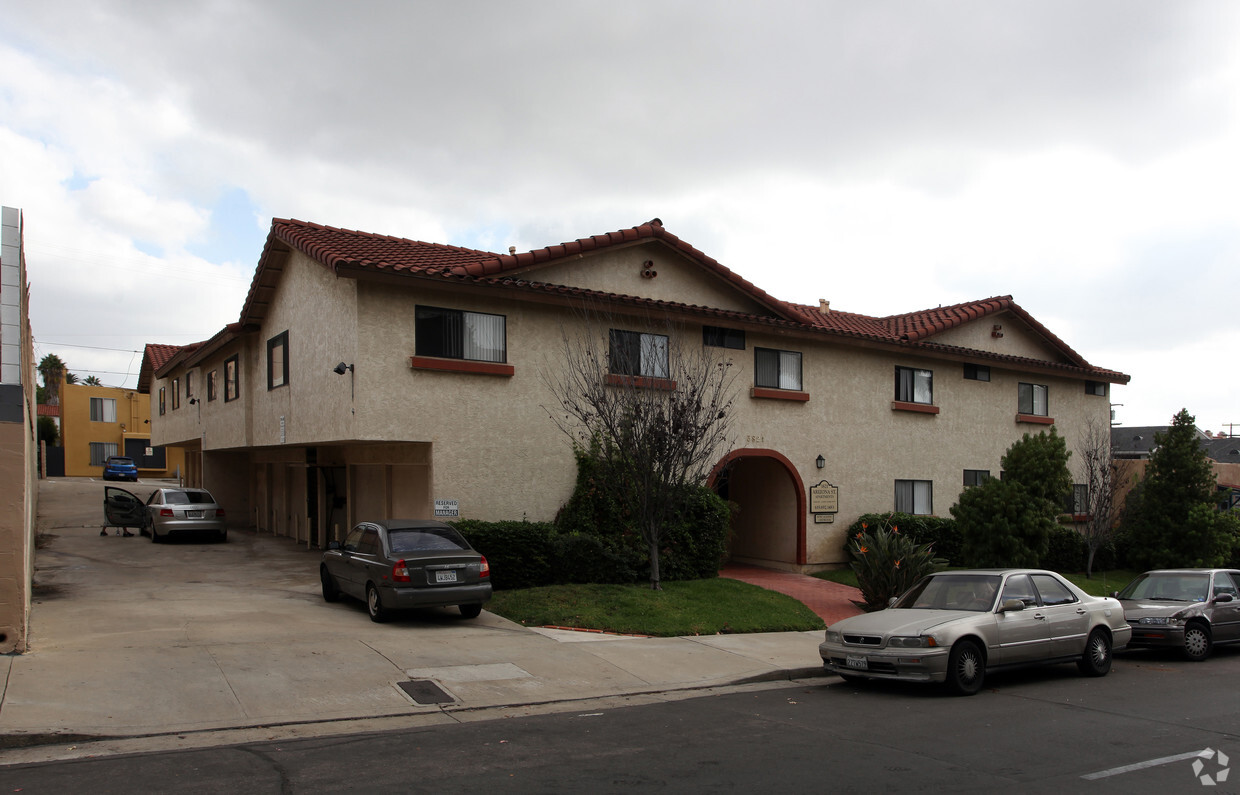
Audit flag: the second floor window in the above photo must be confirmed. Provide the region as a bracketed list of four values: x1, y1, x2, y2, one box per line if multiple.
[963, 469, 990, 487]
[703, 326, 745, 350]
[609, 330, 669, 378]
[158, 387, 166, 415]
[964, 363, 990, 381]
[415, 306, 507, 363]
[1085, 381, 1107, 397]
[172, 378, 181, 410]
[755, 347, 802, 390]
[186, 371, 194, 398]
[225, 355, 239, 402]
[895, 366, 933, 404]
[207, 370, 218, 402]
[268, 331, 289, 390]
[89, 397, 117, 422]
[1019, 382, 1048, 416]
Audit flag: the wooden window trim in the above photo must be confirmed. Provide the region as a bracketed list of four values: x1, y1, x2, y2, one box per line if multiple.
[409, 355, 514, 377]
[751, 387, 810, 402]
[892, 400, 940, 415]
[1016, 413, 1055, 425]
[605, 374, 676, 391]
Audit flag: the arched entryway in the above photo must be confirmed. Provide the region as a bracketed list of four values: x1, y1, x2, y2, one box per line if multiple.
[709, 448, 805, 568]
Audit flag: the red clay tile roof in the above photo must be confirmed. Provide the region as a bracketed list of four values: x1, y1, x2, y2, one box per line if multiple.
[223, 217, 1129, 385]
[137, 343, 187, 393]
[37, 403, 59, 417]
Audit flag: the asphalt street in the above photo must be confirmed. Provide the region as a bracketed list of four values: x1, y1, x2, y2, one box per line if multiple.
[3, 650, 1240, 793]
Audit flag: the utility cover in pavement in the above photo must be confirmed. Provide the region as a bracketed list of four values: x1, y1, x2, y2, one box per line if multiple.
[397, 680, 455, 704]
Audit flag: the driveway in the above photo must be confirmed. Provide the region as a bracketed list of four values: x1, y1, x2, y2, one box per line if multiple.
[1, 479, 824, 758]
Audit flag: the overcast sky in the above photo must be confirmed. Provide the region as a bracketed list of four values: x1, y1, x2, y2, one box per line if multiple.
[3, 1, 1238, 431]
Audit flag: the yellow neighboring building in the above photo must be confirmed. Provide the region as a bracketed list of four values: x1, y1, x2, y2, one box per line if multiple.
[60, 382, 183, 479]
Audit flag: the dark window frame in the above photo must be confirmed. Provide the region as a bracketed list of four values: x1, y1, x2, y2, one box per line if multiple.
[609, 329, 670, 379]
[172, 378, 181, 410]
[1018, 382, 1049, 416]
[754, 347, 803, 391]
[1085, 381, 1107, 397]
[895, 479, 933, 515]
[158, 387, 166, 416]
[702, 325, 745, 350]
[207, 370, 218, 402]
[414, 305, 508, 363]
[267, 331, 289, 390]
[224, 355, 239, 402]
[963, 469, 991, 487]
[895, 366, 934, 405]
[964, 363, 991, 382]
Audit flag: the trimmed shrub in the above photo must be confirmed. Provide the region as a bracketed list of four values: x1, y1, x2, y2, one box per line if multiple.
[1042, 525, 1088, 573]
[452, 520, 557, 591]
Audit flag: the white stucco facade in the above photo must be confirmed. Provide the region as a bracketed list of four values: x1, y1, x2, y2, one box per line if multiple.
[145, 218, 1128, 571]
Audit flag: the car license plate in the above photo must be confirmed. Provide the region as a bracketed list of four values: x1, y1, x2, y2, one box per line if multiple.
[435, 570, 458, 583]
[187, 510, 203, 518]
[845, 655, 869, 670]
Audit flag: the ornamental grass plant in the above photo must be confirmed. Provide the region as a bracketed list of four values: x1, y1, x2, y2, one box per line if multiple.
[847, 513, 946, 611]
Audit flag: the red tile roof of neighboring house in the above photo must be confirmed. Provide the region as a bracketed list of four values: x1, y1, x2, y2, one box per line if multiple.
[37, 403, 59, 417]
[219, 217, 1128, 384]
[137, 343, 186, 393]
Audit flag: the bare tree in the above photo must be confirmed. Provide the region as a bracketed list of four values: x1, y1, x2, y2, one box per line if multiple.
[543, 306, 739, 589]
[1078, 416, 1122, 577]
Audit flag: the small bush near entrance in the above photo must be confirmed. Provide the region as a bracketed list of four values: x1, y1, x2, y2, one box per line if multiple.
[845, 513, 946, 611]
[849, 512, 961, 565]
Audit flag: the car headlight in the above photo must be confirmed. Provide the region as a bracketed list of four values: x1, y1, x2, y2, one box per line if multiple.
[887, 635, 937, 648]
[1138, 616, 1185, 626]
[825, 630, 841, 643]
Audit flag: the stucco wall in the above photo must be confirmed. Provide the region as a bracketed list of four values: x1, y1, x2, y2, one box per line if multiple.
[931, 310, 1071, 363]
[61, 384, 180, 477]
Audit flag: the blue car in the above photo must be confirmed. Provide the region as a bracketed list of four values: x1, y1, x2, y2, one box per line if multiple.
[102, 456, 139, 481]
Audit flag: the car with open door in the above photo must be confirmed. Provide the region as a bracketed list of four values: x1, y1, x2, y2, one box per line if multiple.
[103, 486, 228, 543]
[320, 519, 491, 622]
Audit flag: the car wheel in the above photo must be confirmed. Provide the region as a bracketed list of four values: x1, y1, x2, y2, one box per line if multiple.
[1077, 628, 1112, 677]
[150, 525, 161, 543]
[366, 583, 388, 623]
[1183, 622, 1213, 662]
[459, 603, 483, 619]
[215, 530, 228, 543]
[321, 566, 340, 603]
[946, 639, 985, 696]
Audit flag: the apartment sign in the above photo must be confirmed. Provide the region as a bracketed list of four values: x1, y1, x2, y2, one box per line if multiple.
[434, 499, 460, 518]
[810, 480, 839, 516]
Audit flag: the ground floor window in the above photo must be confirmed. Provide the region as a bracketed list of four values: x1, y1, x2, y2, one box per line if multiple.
[895, 479, 933, 515]
[89, 442, 119, 467]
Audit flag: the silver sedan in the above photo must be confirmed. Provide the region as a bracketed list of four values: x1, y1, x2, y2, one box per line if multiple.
[103, 486, 228, 542]
[819, 569, 1131, 695]
[1115, 569, 1240, 661]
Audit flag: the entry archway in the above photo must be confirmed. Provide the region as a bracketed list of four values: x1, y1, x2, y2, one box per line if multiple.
[710, 448, 805, 568]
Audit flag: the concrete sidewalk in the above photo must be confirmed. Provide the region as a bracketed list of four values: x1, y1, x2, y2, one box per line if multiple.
[1, 483, 857, 766]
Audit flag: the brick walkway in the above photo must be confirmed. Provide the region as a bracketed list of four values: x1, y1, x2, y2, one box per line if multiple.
[720, 564, 865, 625]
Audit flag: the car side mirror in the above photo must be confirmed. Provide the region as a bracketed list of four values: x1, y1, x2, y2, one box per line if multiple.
[1109, 591, 1120, 598]
[327, 540, 341, 551]
[1214, 592, 1234, 603]
[998, 599, 1026, 613]
[886, 596, 898, 608]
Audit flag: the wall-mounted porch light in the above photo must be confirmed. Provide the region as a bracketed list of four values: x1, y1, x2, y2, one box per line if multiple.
[816, 455, 825, 469]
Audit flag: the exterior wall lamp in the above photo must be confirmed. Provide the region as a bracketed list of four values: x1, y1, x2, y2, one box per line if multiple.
[816, 455, 825, 469]
[334, 362, 355, 411]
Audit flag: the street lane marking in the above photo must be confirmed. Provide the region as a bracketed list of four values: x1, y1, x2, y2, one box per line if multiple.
[1082, 749, 1210, 780]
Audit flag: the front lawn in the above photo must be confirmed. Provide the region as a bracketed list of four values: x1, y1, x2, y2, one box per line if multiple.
[487, 578, 825, 637]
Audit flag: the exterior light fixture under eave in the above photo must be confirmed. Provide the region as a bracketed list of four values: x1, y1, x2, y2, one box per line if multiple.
[816, 455, 825, 469]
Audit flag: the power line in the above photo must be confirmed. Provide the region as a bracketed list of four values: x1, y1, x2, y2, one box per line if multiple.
[35, 341, 143, 353]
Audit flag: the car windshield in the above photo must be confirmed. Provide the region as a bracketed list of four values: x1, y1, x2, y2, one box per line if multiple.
[894, 574, 1001, 611]
[163, 490, 216, 505]
[1118, 573, 1211, 602]
[387, 527, 470, 553]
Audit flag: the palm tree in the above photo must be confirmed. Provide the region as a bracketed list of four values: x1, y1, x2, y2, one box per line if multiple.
[83, 375, 102, 386]
[38, 353, 67, 405]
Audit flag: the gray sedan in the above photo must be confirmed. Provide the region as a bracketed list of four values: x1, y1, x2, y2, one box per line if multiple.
[1115, 569, 1240, 661]
[819, 569, 1131, 695]
[320, 519, 492, 622]
[103, 486, 228, 542]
